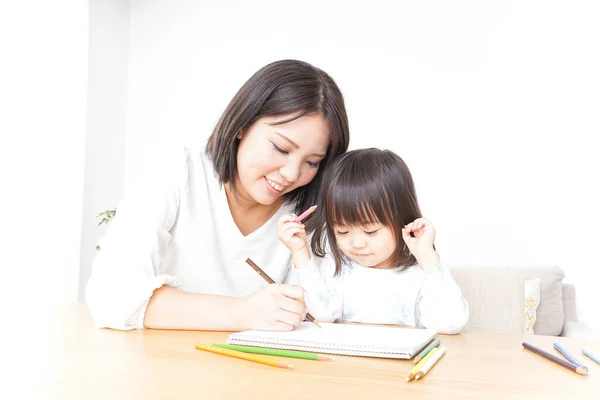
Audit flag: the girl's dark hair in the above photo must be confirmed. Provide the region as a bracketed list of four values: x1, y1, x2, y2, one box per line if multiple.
[205, 59, 349, 221]
[311, 148, 423, 275]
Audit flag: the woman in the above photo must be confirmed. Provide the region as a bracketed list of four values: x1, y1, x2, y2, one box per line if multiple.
[85, 59, 350, 331]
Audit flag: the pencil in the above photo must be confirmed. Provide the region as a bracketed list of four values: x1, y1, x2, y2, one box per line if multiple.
[406, 347, 439, 382]
[582, 348, 600, 365]
[522, 342, 588, 376]
[195, 344, 293, 369]
[294, 205, 317, 223]
[413, 338, 440, 364]
[245, 258, 321, 328]
[415, 346, 447, 380]
[212, 343, 331, 361]
[554, 342, 587, 369]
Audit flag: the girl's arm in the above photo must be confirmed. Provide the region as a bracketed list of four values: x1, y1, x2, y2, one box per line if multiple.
[278, 215, 343, 322]
[403, 218, 469, 334]
[289, 255, 343, 323]
[414, 265, 470, 334]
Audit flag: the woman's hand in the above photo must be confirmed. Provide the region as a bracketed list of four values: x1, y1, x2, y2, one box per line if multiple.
[277, 214, 308, 254]
[236, 284, 307, 331]
[402, 217, 440, 269]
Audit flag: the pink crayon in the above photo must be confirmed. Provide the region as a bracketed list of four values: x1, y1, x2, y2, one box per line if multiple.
[294, 205, 317, 223]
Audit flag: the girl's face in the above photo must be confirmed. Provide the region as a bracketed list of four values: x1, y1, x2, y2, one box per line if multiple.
[235, 113, 330, 206]
[333, 223, 397, 269]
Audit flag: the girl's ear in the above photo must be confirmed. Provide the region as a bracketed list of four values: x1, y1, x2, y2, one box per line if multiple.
[236, 129, 245, 140]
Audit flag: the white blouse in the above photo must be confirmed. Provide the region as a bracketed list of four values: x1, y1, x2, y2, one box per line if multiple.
[293, 256, 470, 334]
[85, 145, 297, 330]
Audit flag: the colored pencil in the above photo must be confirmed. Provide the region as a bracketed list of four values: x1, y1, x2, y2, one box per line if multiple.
[294, 205, 317, 222]
[413, 338, 440, 364]
[554, 342, 587, 369]
[582, 348, 600, 365]
[406, 347, 439, 382]
[522, 342, 588, 375]
[245, 258, 321, 328]
[415, 346, 447, 380]
[195, 344, 293, 369]
[212, 343, 331, 361]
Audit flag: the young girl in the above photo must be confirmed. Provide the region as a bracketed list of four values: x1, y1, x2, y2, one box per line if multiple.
[277, 148, 469, 334]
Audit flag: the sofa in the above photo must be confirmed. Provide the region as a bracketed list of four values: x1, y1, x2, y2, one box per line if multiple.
[448, 265, 594, 337]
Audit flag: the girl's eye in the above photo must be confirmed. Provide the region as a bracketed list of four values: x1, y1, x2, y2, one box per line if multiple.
[336, 231, 349, 236]
[365, 229, 379, 235]
[307, 161, 320, 168]
[272, 144, 288, 155]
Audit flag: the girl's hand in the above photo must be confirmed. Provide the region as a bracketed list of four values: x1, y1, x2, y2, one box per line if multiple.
[277, 214, 308, 254]
[402, 218, 440, 269]
[236, 284, 307, 331]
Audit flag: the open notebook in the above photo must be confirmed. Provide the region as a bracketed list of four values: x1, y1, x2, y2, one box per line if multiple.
[227, 322, 437, 359]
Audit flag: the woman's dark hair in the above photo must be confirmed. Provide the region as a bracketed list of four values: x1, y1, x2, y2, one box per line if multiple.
[311, 148, 423, 275]
[205, 59, 349, 223]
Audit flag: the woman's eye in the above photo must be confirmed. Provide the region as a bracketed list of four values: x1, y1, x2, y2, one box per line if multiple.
[365, 230, 379, 235]
[307, 161, 320, 168]
[336, 231, 348, 236]
[272, 144, 288, 154]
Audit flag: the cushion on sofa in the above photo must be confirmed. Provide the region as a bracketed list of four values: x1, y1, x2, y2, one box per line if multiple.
[449, 266, 526, 334]
[520, 265, 565, 336]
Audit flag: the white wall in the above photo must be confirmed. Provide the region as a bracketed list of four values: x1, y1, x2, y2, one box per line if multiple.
[0, 2, 88, 309]
[78, 0, 130, 300]
[121, 0, 600, 332]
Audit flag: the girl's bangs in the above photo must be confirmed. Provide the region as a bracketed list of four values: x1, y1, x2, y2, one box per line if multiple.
[325, 182, 393, 228]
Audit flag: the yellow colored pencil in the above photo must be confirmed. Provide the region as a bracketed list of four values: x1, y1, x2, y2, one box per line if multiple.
[415, 346, 447, 380]
[406, 347, 439, 382]
[195, 344, 293, 369]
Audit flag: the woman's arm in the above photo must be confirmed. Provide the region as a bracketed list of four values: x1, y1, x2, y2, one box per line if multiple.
[144, 284, 307, 331]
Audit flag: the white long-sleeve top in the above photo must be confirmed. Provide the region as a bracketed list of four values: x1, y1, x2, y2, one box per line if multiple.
[292, 256, 470, 334]
[85, 145, 297, 330]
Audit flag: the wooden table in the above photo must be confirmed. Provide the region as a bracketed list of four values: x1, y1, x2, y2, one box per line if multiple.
[6, 303, 600, 399]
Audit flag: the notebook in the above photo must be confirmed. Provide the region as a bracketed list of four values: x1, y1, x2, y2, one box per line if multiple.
[226, 322, 437, 359]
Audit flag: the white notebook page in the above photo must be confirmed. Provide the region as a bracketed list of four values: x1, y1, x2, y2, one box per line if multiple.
[227, 322, 437, 359]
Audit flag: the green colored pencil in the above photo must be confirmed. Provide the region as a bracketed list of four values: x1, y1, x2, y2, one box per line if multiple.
[413, 338, 440, 364]
[212, 343, 331, 361]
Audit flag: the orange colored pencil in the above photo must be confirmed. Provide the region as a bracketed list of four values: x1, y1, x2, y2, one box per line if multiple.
[195, 344, 293, 369]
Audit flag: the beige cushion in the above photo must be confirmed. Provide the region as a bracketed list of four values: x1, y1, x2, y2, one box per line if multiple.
[449, 266, 525, 334]
[519, 266, 565, 336]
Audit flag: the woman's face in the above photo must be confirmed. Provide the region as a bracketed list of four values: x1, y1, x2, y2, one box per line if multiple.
[235, 113, 330, 206]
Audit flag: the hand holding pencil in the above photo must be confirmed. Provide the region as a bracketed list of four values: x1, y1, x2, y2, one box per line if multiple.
[277, 205, 317, 271]
[246, 258, 321, 328]
[237, 281, 311, 331]
[277, 206, 317, 254]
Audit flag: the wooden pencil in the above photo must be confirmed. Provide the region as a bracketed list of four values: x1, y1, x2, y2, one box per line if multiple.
[522, 342, 588, 375]
[212, 343, 331, 361]
[415, 346, 447, 380]
[245, 258, 321, 328]
[413, 337, 440, 364]
[582, 348, 600, 365]
[406, 347, 439, 382]
[195, 344, 293, 369]
[554, 342, 587, 369]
